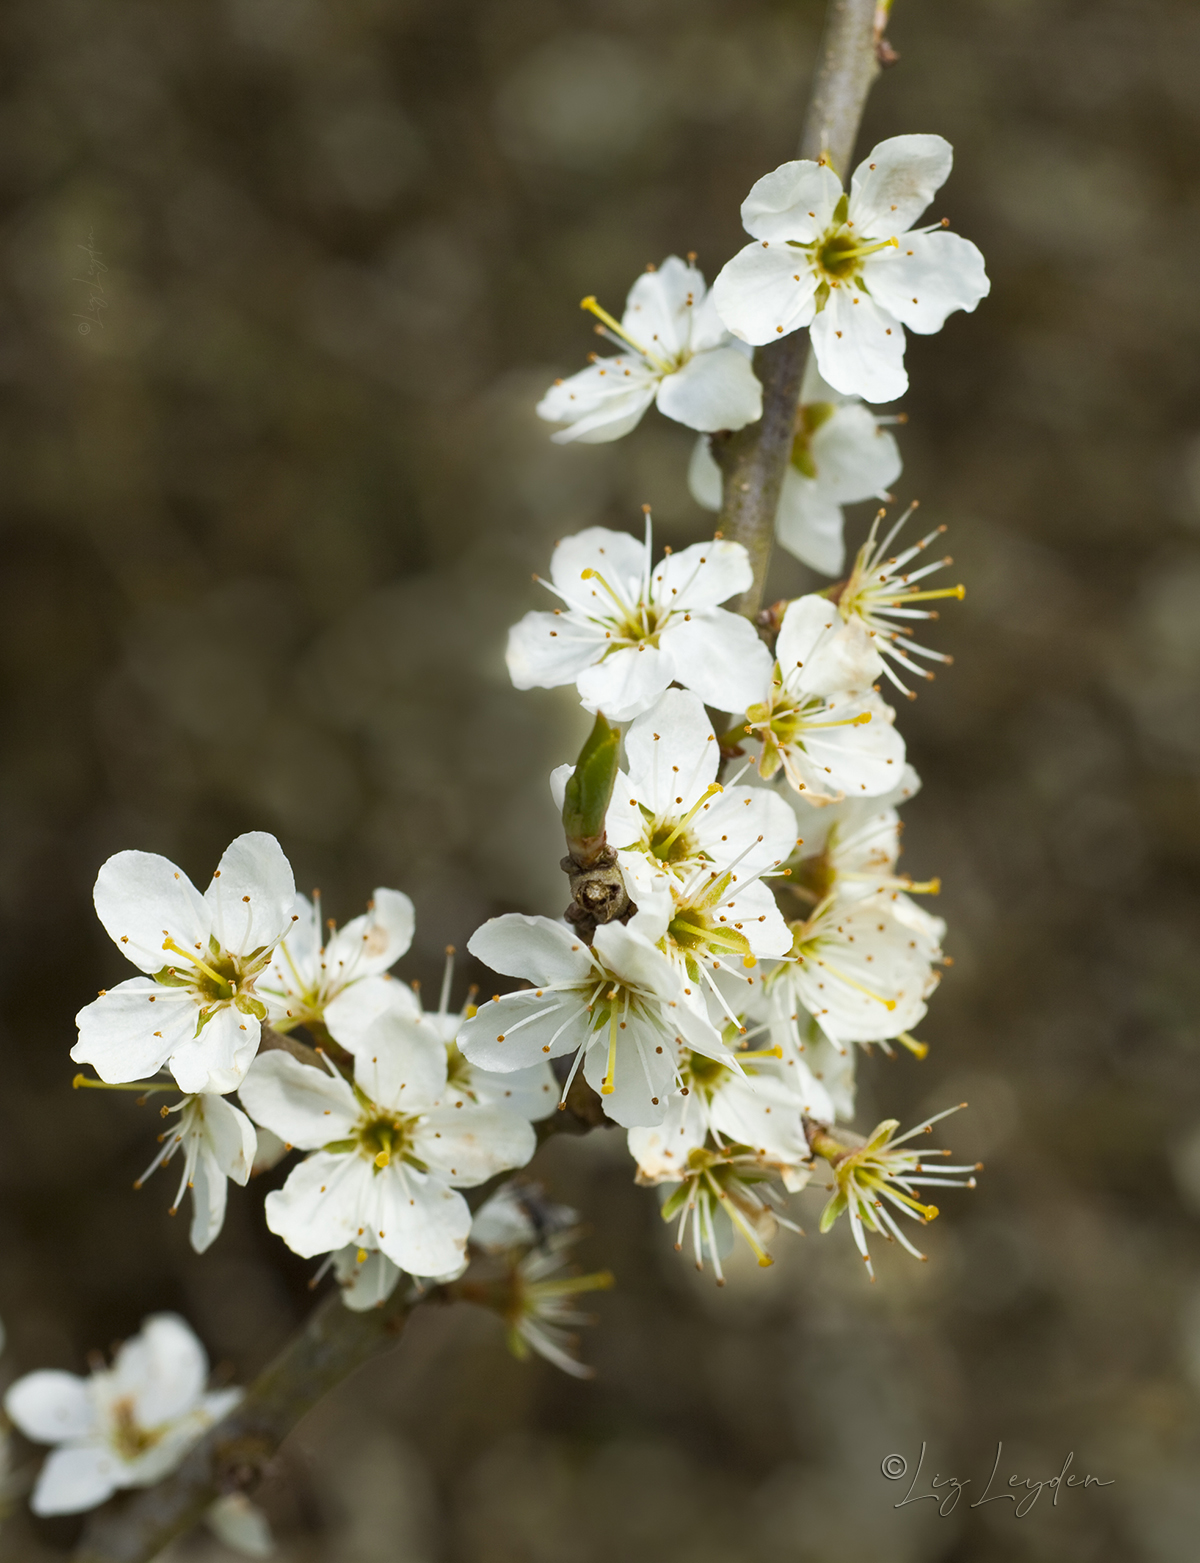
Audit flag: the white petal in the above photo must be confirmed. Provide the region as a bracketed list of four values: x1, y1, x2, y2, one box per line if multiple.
[687, 436, 722, 512]
[204, 832, 295, 957]
[238, 1051, 359, 1147]
[549, 761, 574, 814]
[739, 159, 843, 242]
[5, 1371, 94, 1443]
[777, 595, 883, 695]
[264, 1152, 371, 1258]
[536, 358, 658, 443]
[627, 1089, 708, 1179]
[709, 1073, 810, 1160]
[621, 255, 705, 360]
[466, 913, 594, 986]
[465, 1060, 559, 1120]
[809, 403, 902, 501]
[660, 610, 773, 714]
[115, 1313, 207, 1426]
[506, 609, 606, 692]
[333, 1246, 403, 1312]
[192, 1094, 257, 1184]
[774, 466, 847, 575]
[548, 526, 648, 612]
[862, 229, 989, 334]
[415, 1105, 535, 1186]
[31, 1443, 119, 1515]
[581, 1029, 676, 1128]
[72, 980, 197, 1084]
[653, 538, 753, 611]
[686, 286, 738, 354]
[810, 286, 907, 403]
[93, 851, 210, 975]
[206, 1493, 274, 1558]
[457, 990, 591, 1072]
[323, 888, 415, 979]
[623, 688, 718, 814]
[373, 1165, 471, 1279]
[354, 1010, 448, 1114]
[324, 974, 421, 1054]
[654, 346, 762, 433]
[168, 1005, 260, 1096]
[848, 133, 953, 236]
[268, 893, 320, 994]
[789, 693, 907, 799]
[576, 643, 670, 722]
[711, 241, 818, 346]
[188, 1150, 229, 1255]
[591, 919, 679, 998]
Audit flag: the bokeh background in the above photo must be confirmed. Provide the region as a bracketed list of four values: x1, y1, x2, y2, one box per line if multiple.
[2, 0, 1200, 1557]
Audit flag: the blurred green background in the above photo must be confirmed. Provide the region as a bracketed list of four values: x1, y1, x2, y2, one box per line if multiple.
[3, 0, 1200, 1557]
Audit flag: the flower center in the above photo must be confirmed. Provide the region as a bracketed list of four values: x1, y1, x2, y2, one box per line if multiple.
[110, 1397, 163, 1461]
[341, 1109, 424, 1172]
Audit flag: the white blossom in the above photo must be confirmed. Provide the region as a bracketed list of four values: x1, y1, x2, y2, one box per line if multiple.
[745, 594, 906, 801]
[260, 886, 417, 1050]
[603, 688, 797, 912]
[505, 521, 772, 722]
[689, 360, 902, 574]
[536, 255, 761, 443]
[457, 913, 737, 1128]
[770, 890, 944, 1054]
[73, 833, 296, 1095]
[832, 505, 964, 697]
[711, 134, 989, 402]
[810, 1106, 977, 1278]
[239, 1011, 535, 1280]
[134, 1092, 257, 1254]
[3, 1314, 239, 1516]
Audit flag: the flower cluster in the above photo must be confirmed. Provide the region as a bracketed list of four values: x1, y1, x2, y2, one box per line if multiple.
[26, 110, 989, 1542]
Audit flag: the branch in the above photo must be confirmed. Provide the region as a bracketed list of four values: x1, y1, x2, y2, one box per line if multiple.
[73, 1287, 412, 1563]
[73, 10, 892, 1558]
[714, 0, 886, 619]
[71, 1100, 597, 1563]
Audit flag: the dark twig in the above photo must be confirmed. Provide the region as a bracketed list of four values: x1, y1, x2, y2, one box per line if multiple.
[713, 0, 885, 620]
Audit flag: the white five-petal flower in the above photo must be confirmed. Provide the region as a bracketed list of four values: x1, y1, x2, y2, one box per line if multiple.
[770, 890, 944, 1054]
[260, 886, 417, 1049]
[239, 1010, 535, 1280]
[457, 913, 737, 1128]
[711, 134, 989, 402]
[3, 1314, 240, 1517]
[688, 359, 902, 575]
[537, 256, 762, 443]
[745, 595, 906, 801]
[72, 833, 296, 1095]
[505, 522, 773, 722]
[603, 688, 798, 909]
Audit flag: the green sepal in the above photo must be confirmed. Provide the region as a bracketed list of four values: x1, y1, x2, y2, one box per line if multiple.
[322, 1138, 356, 1154]
[819, 1189, 848, 1233]
[562, 711, 620, 861]
[152, 966, 192, 988]
[660, 1182, 691, 1222]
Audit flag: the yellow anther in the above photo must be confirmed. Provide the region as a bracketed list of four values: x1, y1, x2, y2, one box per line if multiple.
[356, 1248, 368, 1264]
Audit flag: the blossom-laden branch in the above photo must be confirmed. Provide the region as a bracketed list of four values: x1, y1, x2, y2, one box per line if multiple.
[34, 3, 995, 1558]
[713, 0, 885, 617]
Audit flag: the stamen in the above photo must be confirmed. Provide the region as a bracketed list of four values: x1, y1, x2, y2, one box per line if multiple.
[579, 295, 674, 374]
